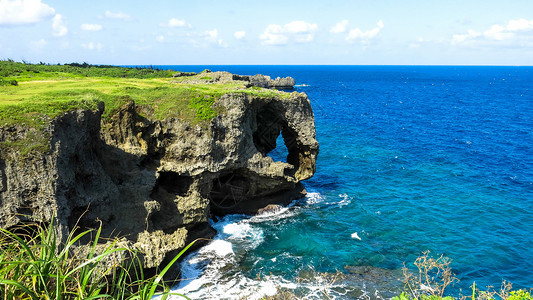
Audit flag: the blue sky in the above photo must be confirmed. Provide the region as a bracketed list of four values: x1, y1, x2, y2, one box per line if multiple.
[1, 0, 533, 65]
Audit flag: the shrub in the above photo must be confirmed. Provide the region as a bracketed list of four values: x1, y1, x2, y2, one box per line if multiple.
[396, 252, 532, 300]
[0, 79, 18, 86]
[398, 250, 458, 299]
[0, 220, 193, 299]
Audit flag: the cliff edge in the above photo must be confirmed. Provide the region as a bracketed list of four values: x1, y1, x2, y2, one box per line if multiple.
[0, 70, 318, 271]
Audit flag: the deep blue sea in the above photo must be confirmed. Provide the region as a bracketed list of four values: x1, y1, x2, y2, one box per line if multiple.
[153, 66, 533, 299]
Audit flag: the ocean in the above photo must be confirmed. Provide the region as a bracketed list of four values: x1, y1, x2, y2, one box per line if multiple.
[152, 65, 533, 299]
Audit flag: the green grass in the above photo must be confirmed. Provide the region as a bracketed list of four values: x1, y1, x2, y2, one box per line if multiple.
[0, 60, 175, 81]
[0, 60, 290, 157]
[0, 220, 194, 299]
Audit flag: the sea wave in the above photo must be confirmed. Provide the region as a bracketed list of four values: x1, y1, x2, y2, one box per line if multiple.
[168, 192, 367, 299]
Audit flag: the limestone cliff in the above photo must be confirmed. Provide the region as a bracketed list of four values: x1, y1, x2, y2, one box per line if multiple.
[0, 83, 318, 270]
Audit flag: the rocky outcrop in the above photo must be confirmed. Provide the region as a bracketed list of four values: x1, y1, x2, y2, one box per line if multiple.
[0, 84, 318, 271]
[248, 74, 296, 89]
[180, 71, 296, 89]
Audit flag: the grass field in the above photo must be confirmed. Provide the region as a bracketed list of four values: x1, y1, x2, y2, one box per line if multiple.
[0, 61, 286, 156]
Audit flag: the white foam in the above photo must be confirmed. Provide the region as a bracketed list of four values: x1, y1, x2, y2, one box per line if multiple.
[305, 192, 324, 204]
[249, 204, 297, 223]
[202, 239, 233, 257]
[351, 232, 362, 240]
[223, 222, 251, 236]
[337, 193, 352, 207]
[166, 203, 357, 300]
[171, 267, 298, 300]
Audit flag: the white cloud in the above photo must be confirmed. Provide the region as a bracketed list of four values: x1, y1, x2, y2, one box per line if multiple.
[234, 30, 246, 40]
[452, 29, 481, 43]
[260, 24, 288, 45]
[81, 23, 102, 31]
[346, 20, 384, 44]
[205, 29, 217, 39]
[162, 18, 191, 28]
[82, 42, 103, 51]
[260, 20, 318, 45]
[484, 24, 511, 40]
[104, 11, 132, 21]
[156, 35, 165, 42]
[204, 29, 224, 46]
[330, 20, 349, 34]
[0, 0, 55, 26]
[52, 13, 67, 36]
[507, 19, 533, 31]
[452, 19, 533, 46]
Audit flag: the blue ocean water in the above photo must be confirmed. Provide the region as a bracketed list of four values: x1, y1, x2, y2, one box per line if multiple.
[157, 66, 533, 299]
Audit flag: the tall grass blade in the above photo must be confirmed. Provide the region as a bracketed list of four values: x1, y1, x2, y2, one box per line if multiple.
[0, 279, 39, 300]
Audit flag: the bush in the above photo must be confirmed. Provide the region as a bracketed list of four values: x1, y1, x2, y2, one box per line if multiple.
[395, 252, 532, 300]
[0, 220, 194, 299]
[0, 79, 18, 86]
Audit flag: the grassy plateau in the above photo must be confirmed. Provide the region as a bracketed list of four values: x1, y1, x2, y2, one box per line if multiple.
[0, 60, 284, 156]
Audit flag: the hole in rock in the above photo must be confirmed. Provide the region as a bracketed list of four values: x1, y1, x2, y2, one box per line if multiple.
[253, 106, 295, 165]
[156, 172, 193, 196]
[267, 134, 289, 163]
[209, 171, 250, 209]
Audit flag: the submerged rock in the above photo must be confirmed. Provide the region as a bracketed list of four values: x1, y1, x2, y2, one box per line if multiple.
[0, 82, 318, 272]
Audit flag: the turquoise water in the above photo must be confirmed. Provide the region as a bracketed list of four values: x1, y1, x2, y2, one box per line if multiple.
[157, 66, 533, 299]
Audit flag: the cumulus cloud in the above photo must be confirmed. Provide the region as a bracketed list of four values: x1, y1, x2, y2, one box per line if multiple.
[234, 30, 246, 40]
[0, 0, 55, 26]
[204, 29, 224, 46]
[81, 23, 102, 31]
[82, 42, 103, 51]
[260, 24, 287, 45]
[452, 18, 533, 46]
[346, 20, 384, 44]
[507, 18, 533, 31]
[330, 20, 349, 33]
[260, 20, 318, 45]
[52, 13, 67, 36]
[104, 11, 132, 21]
[161, 18, 191, 28]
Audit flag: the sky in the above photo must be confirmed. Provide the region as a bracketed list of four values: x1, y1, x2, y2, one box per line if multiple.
[1, 0, 533, 65]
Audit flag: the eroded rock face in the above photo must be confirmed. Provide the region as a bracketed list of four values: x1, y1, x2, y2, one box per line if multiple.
[0, 89, 318, 270]
[181, 71, 296, 89]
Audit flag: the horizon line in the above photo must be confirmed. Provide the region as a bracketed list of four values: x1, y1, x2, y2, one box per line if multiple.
[120, 64, 533, 67]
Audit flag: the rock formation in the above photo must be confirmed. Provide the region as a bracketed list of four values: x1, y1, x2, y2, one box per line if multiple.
[179, 71, 296, 89]
[0, 79, 318, 271]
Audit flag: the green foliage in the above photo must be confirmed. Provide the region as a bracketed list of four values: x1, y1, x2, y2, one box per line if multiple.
[469, 281, 533, 300]
[393, 292, 454, 300]
[0, 79, 18, 86]
[0, 220, 193, 299]
[0, 60, 175, 80]
[508, 290, 533, 300]
[189, 95, 216, 121]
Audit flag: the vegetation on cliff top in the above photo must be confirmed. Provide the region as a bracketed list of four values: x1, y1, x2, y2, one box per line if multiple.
[0, 60, 288, 156]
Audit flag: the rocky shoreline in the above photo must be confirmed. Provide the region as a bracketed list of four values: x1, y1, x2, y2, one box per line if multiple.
[0, 72, 318, 274]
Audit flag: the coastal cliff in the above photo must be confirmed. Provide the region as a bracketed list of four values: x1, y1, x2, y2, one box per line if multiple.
[0, 70, 318, 271]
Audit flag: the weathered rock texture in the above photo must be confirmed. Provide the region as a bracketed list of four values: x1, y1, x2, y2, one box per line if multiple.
[181, 71, 296, 89]
[0, 87, 318, 271]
